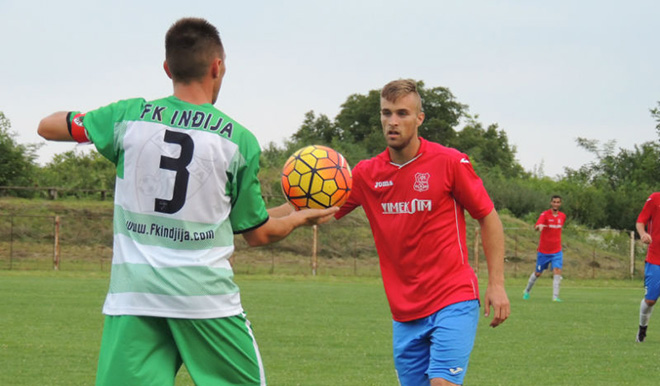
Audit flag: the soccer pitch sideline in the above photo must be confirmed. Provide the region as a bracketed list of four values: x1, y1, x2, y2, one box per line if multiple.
[1, 272, 659, 386]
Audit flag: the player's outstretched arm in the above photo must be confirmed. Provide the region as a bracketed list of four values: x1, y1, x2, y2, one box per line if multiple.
[479, 209, 510, 328]
[242, 206, 338, 247]
[38, 111, 74, 141]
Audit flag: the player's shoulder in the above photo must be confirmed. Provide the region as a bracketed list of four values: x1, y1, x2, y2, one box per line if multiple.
[649, 192, 660, 202]
[421, 138, 467, 161]
[353, 149, 387, 170]
[95, 97, 147, 112]
[85, 97, 148, 124]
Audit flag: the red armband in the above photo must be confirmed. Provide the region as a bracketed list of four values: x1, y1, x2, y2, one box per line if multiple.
[67, 112, 90, 143]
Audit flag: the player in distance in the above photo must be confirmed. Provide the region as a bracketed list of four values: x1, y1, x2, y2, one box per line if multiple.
[635, 192, 660, 343]
[523, 195, 566, 302]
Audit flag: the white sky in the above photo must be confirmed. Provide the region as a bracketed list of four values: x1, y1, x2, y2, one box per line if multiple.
[1, 0, 658, 177]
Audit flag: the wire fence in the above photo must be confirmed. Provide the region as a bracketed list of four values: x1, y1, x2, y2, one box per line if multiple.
[0, 212, 650, 280]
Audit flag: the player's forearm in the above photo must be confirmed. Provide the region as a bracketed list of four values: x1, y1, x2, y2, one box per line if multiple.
[242, 216, 298, 246]
[267, 202, 295, 218]
[242, 207, 337, 247]
[479, 209, 506, 286]
[38, 111, 74, 141]
[636, 222, 647, 237]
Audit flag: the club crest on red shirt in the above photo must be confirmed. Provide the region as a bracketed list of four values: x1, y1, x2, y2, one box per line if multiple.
[413, 172, 430, 192]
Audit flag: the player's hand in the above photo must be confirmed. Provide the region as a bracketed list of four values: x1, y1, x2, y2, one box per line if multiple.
[641, 233, 652, 244]
[294, 206, 339, 226]
[484, 283, 510, 328]
[535, 224, 545, 231]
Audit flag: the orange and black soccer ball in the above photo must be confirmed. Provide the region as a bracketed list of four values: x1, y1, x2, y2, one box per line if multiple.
[281, 145, 352, 210]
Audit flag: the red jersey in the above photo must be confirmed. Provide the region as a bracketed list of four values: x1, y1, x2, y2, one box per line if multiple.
[637, 192, 660, 265]
[535, 209, 566, 254]
[335, 138, 494, 322]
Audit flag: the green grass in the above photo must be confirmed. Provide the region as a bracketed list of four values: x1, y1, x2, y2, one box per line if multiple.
[2, 272, 659, 385]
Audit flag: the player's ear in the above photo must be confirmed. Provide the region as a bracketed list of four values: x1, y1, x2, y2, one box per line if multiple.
[417, 111, 425, 127]
[210, 58, 222, 79]
[163, 61, 173, 79]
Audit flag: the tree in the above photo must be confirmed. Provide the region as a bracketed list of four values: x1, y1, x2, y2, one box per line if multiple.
[449, 117, 525, 178]
[417, 83, 466, 145]
[0, 112, 39, 189]
[333, 81, 469, 157]
[291, 111, 338, 145]
[651, 101, 660, 136]
[37, 150, 115, 193]
[564, 136, 660, 229]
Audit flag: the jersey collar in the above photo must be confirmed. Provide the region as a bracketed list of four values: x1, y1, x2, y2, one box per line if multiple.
[381, 137, 427, 169]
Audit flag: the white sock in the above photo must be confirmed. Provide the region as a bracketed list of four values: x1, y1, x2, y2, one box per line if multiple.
[552, 274, 562, 299]
[640, 299, 654, 327]
[525, 273, 537, 293]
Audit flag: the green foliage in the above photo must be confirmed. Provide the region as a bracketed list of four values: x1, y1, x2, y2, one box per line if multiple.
[0, 112, 40, 193]
[260, 88, 660, 231]
[417, 83, 466, 145]
[291, 111, 339, 145]
[651, 101, 660, 136]
[285, 81, 520, 177]
[36, 150, 115, 193]
[334, 89, 383, 147]
[482, 173, 548, 218]
[562, 137, 660, 229]
[332, 81, 469, 158]
[449, 117, 526, 178]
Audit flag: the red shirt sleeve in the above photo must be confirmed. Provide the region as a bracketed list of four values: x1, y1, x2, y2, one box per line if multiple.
[335, 161, 364, 220]
[637, 194, 656, 224]
[536, 211, 547, 226]
[451, 155, 494, 220]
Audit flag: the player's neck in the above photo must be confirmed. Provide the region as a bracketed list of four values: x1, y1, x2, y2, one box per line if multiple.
[172, 81, 214, 105]
[388, 137, 421, 165]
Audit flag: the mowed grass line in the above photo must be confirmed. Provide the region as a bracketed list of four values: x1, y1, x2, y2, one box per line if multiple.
[2, 272, 659, 385]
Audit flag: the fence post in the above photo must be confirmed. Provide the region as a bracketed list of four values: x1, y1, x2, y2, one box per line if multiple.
[591, 247, 596, 279]
[53, 216, 61, 270]
[9, 216, 14, 270]
[311, 225, 318, 276]
[630, 231, 635, 279]
[473, 227, 480, 275]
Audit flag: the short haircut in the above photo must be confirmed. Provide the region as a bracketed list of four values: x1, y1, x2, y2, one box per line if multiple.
[551, 195, 562, 201]
[165, 17, 224, 83]
[381, 79, 423, 113]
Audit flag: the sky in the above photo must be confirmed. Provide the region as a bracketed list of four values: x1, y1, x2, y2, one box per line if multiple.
[1, 0, 658, 178]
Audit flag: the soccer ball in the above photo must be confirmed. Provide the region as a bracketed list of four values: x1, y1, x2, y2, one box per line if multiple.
[281, 145, 352, 210]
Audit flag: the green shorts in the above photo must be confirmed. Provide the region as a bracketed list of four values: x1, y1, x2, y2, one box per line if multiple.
[95, 313, 266, 386]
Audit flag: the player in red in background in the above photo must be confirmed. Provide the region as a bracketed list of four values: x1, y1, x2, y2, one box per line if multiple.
[334, 79, 510, 386]
[523, 195, 566, 302]
[635, 192, 660, 342]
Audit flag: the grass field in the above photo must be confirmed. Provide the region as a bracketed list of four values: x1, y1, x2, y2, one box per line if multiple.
[1, 271, 659, 385]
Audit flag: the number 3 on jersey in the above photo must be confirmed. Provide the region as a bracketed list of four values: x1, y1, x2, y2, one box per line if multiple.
[155, 130, 194, 214]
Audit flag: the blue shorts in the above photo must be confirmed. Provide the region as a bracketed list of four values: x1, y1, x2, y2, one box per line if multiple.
[392, 300, 479, 386]
[644, 262, 660, 301]
[535, 251, 563, 273]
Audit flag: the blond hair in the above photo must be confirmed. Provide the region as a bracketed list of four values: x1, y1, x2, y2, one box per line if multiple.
[381, 79, 422, 113]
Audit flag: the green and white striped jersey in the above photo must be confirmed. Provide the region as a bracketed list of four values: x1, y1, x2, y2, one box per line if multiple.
[82, 96, 269, 318]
